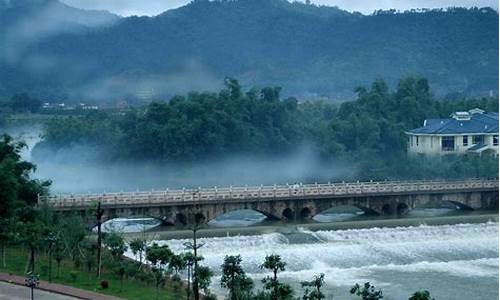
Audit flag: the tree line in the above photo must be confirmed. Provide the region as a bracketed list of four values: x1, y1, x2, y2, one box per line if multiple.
[34, 76, 499, 180]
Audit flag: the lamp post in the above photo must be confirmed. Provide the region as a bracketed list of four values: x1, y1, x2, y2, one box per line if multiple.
[25, 272, 39, 300]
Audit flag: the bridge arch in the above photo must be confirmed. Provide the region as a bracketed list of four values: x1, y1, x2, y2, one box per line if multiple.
[382, 204, 394, 216]
[282, 208, 294, 220]
[312, 205, 371, 222]
[397, 203, 410, 215]
[300, 207, 312, 219]
[175, 213, 187, 225]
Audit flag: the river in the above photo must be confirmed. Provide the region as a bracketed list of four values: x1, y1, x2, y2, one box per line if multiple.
[141, 221, 498, 300]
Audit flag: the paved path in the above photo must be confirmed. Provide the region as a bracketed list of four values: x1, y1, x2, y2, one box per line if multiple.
[0, 273, 123, 300]
[0, 281, 76, 300]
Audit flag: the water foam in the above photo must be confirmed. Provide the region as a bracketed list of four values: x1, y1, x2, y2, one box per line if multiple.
[148, 222, 498, 299]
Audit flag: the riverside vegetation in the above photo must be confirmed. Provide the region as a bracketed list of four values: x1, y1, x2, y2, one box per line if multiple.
[30, 76, 499, 180]
[0, 133, 439, 300]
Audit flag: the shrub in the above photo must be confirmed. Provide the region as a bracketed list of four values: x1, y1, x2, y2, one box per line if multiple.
[40, 265, 49, 276]
[69, 271, 78, 282]
[100, 280, 109, 289]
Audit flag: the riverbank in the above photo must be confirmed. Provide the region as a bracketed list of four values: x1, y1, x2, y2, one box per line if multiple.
[125, 212, 498, 240]
[0, 273, 120, 300]
[0, 246, 184, 300]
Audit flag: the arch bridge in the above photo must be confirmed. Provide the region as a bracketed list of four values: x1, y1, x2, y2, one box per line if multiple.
[39, 179, 499, 225]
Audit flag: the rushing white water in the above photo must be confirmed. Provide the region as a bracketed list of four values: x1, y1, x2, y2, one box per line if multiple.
[137, 222, 498, 299]
[95, 218, 161, 233]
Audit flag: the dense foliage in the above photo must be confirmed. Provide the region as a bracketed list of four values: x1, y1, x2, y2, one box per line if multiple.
[0, 134, 49, 219]
[35, 76, 499, 181]
[0, 0, 497, 100]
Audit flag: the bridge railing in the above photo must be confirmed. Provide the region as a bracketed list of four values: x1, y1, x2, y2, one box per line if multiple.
[39, 178, 498, 208]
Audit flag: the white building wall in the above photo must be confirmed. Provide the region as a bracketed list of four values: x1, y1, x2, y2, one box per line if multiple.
[407, 133, 499, 156]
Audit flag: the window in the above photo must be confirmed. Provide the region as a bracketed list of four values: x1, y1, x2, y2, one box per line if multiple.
[441, 136, 455, 151]
[494, 135, 498, 146]
[416, 136, 419, 146]
[473, 135, 484, 145]
[463, 136, 468, 146]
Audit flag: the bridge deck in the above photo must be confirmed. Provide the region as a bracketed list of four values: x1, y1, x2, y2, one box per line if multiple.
[40, 179, 499, 209]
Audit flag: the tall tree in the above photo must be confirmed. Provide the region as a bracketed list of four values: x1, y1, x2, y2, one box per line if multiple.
[260, 255, 293, 300]
[0, 134, 49, 219]
[221, 255, 254, 300]
[301, 273, 325, 300]
[104, 232, 127, 261]
[146, 243, 173, 299]
[129, 237, 146, 265]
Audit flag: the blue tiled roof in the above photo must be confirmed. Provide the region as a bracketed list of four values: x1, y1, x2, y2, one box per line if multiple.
[408, 112, 499, 135]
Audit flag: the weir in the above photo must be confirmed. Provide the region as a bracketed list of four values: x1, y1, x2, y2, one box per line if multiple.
[39, 179, 499, 225]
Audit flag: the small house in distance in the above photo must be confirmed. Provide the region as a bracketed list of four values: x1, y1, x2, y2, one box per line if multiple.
[406, 108, 498, 156]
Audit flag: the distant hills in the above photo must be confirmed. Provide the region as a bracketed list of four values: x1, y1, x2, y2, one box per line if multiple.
[0, 0, 498, 102]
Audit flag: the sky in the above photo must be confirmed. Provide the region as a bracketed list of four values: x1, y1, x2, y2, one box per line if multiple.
[60, 0, 498, 16]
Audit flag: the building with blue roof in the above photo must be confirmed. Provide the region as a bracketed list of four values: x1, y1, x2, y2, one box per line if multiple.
[406, 108, 498, 156]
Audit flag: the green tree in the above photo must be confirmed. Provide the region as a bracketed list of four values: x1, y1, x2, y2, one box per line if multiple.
[0, 218, 13, 268]
[183, 252, 199, 300]
[104, 232, 127, 261]
[145, 243, 173, 269]
[145, 243, 173, 299]
[350, 282, 383, 300]
[195, 265, 213, 295]
[14, 207, 48, 274]
[53, 239, 65, 278]
[409, 290, 434, 300]
[43, 231, 58, 282]
[301, 273, 325, 300]
[221, 255, 254, 300]
[0, 134, 49, 220]
[169, 254, 186, 281]
[114, 262, 127, 292]
[260, 255, 293, 300]
[59, 214, 86, 266]
[129, 238, 146, 264]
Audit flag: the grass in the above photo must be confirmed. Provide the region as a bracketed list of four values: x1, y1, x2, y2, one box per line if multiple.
[0, 245, 185, 300]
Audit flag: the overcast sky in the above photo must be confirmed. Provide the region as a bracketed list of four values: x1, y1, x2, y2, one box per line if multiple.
[60, 0, 498, 16]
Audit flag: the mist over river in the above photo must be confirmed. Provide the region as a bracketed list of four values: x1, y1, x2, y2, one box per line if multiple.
[132, 222, 498, 300]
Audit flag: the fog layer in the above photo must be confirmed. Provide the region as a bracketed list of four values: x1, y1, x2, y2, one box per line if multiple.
[31, 144, 355, 194]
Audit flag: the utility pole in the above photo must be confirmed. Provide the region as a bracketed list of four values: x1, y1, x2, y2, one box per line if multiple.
[96, 201, 104, 278]
[192, 225, 200, 300]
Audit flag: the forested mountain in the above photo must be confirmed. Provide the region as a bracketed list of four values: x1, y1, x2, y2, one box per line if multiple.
[0, 0, 498, 101]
